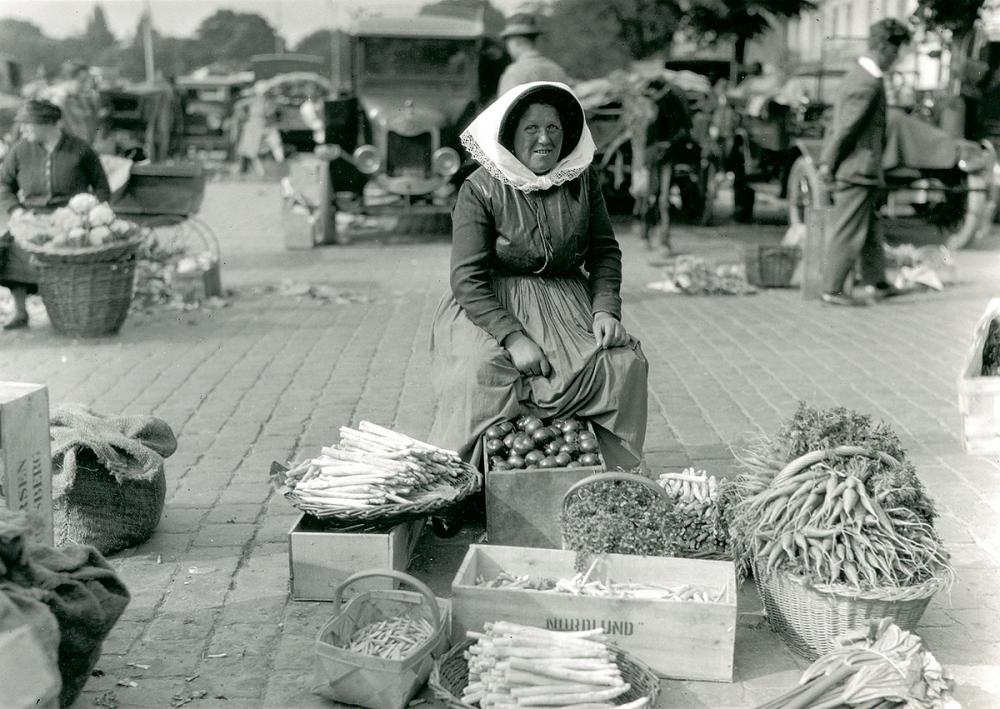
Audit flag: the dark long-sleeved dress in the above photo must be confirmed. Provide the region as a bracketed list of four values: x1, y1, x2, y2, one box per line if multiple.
[0, 131, 110, 290]
[429, 165, 648, 467]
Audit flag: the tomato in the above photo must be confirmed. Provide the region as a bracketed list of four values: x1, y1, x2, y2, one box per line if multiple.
[531, 428, 554, 446]
[498, 421, 515, 435]
[554, 452, 572, 467]
[512, 436, 534, 456]
[577, 429, 595, 440]
[579, 438, 599, 453]
[559, 442, 579, 457]
[503, 433, 517, 448]
[524, 450, 544, 465]
[485, 438, 507, 456]
[493, 461, 512, 471]
[566, 460, 580, 468]
[485, 424, 505, 440]
[538, 456, 559, 469]
[544, 441, 561, 456]
[523, 417, 544, 434]
[560, 419, 582, 433]
[516, 415, 531, 430]
[562, 431, 579, 444]
[579, 452, 601, 466]
[507, 454, 526, 469]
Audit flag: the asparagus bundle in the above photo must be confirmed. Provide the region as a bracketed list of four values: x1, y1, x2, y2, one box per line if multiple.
[474, 570, 725, 602]
[658, 468, 728, 555]
[462, 622, 649, 709]
[276, 421, 471, 516]
[342, 615, 435, 660]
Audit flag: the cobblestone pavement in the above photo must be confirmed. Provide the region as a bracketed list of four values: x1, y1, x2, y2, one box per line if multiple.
[3, 181, 999, 708]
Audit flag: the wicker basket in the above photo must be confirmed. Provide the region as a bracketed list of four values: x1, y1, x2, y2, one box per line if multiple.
[753, 564, 942, 660]
[745, 245, 801, 288]
[24, 238, 142, 337]
[429, 638, 661, 709]
[752, 446, 943, 660]
[314, 570, 450, 709]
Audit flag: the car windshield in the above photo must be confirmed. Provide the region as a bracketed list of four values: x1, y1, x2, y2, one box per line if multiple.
[360, 37, 476, 81]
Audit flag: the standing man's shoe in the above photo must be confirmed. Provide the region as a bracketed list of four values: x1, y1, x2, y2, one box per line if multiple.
[821, 292, 866, 307]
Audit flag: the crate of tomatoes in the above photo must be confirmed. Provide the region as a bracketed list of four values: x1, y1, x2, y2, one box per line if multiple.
[483, 416, 605, 550]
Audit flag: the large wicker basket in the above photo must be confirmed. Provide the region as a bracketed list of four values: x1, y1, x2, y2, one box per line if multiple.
[429, 638, 660, 709]
[26, 239, 141, 337]
[753, 564, 943, 660]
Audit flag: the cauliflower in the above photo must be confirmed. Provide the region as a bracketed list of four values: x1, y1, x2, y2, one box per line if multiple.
[89, 226, 111, 245]
[51, 206, 83, 233]
[51, 233, 69, 247]
[87, 203, 115, 227]
[109, 218, 133, 236]
[68, 193, 99, 214]
[67, 226, 87, 246]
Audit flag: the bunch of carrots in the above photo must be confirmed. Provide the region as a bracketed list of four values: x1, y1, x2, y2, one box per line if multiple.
[731, 455, 951, 590]
[278, 421, 470, 516]
[461, 622, 649, 709]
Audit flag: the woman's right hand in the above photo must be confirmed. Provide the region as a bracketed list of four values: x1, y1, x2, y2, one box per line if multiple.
[502, 331, 552, 378]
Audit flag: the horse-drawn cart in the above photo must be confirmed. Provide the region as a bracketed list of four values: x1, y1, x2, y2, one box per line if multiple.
[576, 66, 723, 251]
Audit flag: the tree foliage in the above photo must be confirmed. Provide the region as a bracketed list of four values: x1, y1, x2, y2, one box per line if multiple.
[541, 0, 680, 79]
[194, 10, 282, 64]
[683, 0, 817, 64]
[295, 29, 335, 70]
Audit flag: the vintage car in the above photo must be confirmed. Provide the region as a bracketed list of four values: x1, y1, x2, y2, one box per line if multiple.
[724, 62, 997, 249]
[317, 12, 501, 236]
[176, 72, 253, 154]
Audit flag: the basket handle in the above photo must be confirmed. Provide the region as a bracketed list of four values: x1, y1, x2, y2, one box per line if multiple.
[561, 471, 670, 513]
[772, 446, 901, 487]
[333, 569, 441, 630]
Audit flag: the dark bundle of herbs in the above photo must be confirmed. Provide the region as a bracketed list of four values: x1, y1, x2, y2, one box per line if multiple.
[560, 477, 678, 572]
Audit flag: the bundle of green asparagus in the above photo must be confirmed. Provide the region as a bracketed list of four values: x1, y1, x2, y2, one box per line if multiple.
[275, 421, 473, 517]
[462, 622, 650, 709]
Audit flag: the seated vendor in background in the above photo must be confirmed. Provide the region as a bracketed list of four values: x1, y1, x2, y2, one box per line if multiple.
[0, 99, 110, 330]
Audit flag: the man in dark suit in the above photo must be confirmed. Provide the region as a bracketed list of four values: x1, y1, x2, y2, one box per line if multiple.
[818, 19, 912, 306]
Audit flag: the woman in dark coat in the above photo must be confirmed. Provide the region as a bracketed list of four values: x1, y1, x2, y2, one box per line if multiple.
[429, 81, 648, 468]
[0, 100, 110, 329]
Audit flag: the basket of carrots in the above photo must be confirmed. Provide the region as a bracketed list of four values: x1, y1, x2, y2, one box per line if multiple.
[729, 444, 952, 659]
[429, 621, 659, 709]
[313, 569, 451, 709]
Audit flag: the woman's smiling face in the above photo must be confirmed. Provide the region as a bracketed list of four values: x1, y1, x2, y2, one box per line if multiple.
[513, 103, 563, 175]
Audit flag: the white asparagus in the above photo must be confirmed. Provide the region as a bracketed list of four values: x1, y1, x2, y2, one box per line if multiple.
[517, 683, 630, 706]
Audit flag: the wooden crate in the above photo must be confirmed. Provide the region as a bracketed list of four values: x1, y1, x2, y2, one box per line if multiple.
[0, 383, 53, 546]
[484, 423, 605, 550]
[451, 544, 737, 682]
[288, 514, 424, 601]
[958, 298, 1000, 454]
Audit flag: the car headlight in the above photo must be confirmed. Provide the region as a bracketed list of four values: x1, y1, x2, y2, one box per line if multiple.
[352, 145, 381, 175]
[432, 147, 461, 177]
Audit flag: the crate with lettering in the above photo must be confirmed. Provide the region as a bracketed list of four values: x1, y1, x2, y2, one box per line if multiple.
[450, 544, 737, 682]
[0, 383, 53, 545]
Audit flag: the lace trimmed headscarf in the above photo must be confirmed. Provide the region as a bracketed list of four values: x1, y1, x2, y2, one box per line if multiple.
[460, 81, 596, 193]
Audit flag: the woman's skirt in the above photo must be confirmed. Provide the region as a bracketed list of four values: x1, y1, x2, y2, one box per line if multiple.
[429, 273, 648, 467]
[0, 234, 40, 293]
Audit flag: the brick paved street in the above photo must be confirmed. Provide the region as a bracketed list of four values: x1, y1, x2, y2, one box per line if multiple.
[3, 180, 999, 708]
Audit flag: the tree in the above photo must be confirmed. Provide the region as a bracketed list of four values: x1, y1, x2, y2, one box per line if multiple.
[84, 5, 116, 48]
[683, 0, 817, 73]
[295, 29, 334, 69]
[541, 0, 681, 79]
[194, 10, 284, 66]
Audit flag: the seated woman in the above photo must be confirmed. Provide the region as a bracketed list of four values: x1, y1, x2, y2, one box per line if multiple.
[0, 99, 111, 329]
[429, 81, 648, 469]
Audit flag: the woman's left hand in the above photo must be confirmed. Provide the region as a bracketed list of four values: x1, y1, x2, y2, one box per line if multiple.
[592, 312, 630, 349]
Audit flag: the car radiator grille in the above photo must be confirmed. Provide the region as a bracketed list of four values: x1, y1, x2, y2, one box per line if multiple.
[387, 132, 432, 177]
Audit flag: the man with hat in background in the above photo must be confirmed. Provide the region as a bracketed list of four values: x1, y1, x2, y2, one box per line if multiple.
[497, 13, 569, 95]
